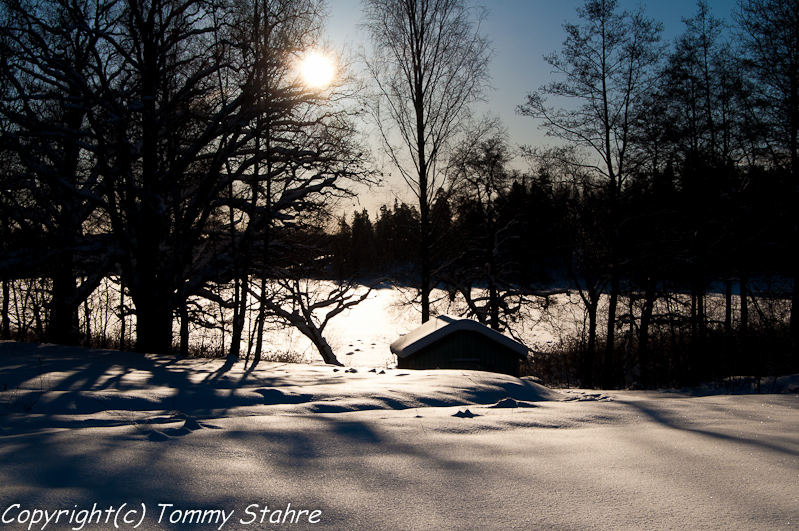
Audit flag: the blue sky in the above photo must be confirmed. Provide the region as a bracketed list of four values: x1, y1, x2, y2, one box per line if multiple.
[324, 0, 738, 210]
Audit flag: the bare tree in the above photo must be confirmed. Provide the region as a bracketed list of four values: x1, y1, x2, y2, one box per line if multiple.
[256, 278, 371, 366]
[518, 0, 662, 386]
[524, 145, 609, 388]
[445, 119, 514, 330]
[362, 0, 492, 323]
[220, 0, 356, 360]
[0, 0, 114, 345]
[651, 1, 753, 377]
[443, 117, 565, 336]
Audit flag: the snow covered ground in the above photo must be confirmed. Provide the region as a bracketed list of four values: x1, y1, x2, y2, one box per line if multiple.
[1, 341, 798, 531]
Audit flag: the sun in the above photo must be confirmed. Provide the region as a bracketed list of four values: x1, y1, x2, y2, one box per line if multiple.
[300, 51, 335, 88]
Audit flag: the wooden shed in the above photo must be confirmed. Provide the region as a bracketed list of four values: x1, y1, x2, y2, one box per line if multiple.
[390, 316, 528, 377]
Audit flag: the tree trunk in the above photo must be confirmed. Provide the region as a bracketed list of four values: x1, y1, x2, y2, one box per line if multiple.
[130, 15, 171, 355]
[489, 282, 500, 330]
[83, 298, 91, 347]
[303, 324, 342, 366]
[130, 264, 174, 355]
[254, 275, 267, 361]
[421, 223, 431, 323]
[740, 274, 748, 349]
[47, 256, 81, 346]
[604, 265, 619, 388]
[133, 288, 174, 354]
[488, 237, 500, 330]
[790, 53, 799, 370]
[691, 286, 698, 342]
[179, 296, 189, 357]
[118, 277, 126, 351]
[725, 276, 733, 336]
[792, 261, 799, 369]
[2, 278, 10, 340]
[638, 277, 657, 388]
[228, 173, 250, 360]
[697, 279, 706, 345]
[416, 57, 431, 324]
[230, 274, 247, 359]
[583, 300, 598, 389]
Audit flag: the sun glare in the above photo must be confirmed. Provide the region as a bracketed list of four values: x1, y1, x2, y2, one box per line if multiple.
[300, 51, 336, 88]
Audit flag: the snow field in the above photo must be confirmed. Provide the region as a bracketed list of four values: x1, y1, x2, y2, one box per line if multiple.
[1, 342, 798, 530]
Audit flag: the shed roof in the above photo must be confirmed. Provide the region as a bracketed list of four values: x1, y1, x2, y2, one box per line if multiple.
[390, 316, 528, 359]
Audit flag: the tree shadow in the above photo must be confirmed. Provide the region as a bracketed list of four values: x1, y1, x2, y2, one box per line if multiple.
[620, 396, 799, 459]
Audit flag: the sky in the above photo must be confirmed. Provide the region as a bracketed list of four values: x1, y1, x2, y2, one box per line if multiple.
[323, 0, 739, 213]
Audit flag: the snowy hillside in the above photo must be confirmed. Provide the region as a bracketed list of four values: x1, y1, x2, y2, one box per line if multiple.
[1, 341, 798, 530]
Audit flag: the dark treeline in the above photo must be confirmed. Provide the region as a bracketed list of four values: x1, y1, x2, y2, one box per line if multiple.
[333, 143, 792, 388]
[330, 200, 422, 278]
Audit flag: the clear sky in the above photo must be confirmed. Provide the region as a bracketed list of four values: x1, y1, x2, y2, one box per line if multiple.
[324, 0, 739, 213]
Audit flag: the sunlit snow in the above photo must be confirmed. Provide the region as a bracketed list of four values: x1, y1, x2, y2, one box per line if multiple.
[1, 339, 797, 531]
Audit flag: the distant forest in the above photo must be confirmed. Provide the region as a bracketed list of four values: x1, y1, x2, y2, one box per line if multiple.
[1, 0, 797, 388]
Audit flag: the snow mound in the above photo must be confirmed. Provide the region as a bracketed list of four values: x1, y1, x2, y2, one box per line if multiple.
[488, 397, 538, 408]
[0, 342, 562, 430]
[182, 417, 203, 431]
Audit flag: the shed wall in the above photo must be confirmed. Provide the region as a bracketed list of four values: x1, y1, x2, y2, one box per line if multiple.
[396, 330, 522, 376]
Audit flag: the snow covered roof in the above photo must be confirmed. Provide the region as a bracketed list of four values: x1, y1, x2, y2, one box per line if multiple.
[390, 315, 528, 359]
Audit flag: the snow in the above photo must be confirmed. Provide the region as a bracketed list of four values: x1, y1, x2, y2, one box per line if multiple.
[390, 315, 528, 359]
[1, 340, 798, 530]
[326, 282, 418, 367]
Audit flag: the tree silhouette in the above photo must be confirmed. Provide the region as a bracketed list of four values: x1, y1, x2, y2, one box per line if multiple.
[362, 0, 492, 323]
[519, 0, 663, 386]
